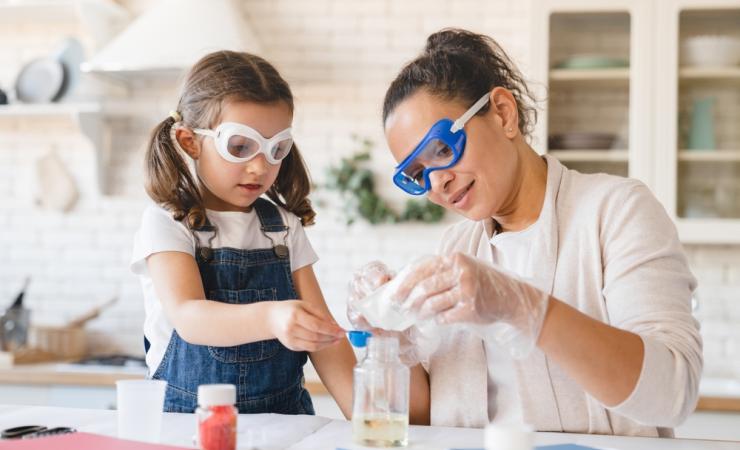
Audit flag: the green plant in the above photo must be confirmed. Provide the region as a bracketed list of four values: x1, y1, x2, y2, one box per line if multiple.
[323, 136, 445, 225]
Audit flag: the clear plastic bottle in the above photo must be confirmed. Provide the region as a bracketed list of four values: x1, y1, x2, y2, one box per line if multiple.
[352, 335, 410, 447]
[196, 384, 237, 450]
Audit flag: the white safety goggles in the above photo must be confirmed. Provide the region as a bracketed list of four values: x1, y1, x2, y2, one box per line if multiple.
[193, 122, 293, 165]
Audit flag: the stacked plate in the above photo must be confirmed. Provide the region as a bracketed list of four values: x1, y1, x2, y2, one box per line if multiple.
[13, 37, 84, 104]
[548, 132, 617, 150]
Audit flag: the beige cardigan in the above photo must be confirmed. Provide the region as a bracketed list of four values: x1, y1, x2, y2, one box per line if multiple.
[428, 155, 702, 437]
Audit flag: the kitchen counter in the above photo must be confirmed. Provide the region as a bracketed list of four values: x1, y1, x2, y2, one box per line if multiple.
[0, 362, 328, 394]
[2, 363, 737, 410]
[1, 405, 739, 449]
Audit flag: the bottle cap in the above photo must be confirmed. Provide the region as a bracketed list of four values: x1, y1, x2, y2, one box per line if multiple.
[347, 330, 372, 348]
[198, 384, 236, 407]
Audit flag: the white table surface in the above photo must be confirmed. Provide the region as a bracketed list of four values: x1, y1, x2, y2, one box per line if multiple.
[1, 405, 739, 450]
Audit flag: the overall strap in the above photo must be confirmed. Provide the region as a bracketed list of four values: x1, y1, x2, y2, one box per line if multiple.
[253, 197, 288, 231]
[253, 198, 290, 259]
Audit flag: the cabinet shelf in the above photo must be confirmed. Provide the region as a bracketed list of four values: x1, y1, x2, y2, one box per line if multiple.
[679, 67, 740, 82]
[0, 103, 110, 193]
[548, 150, 629, 162]
[549, 68, 630, 83]
[0, 0, 127, 25]
[0, 103, 102, 116]
[679, 150, 740, 162]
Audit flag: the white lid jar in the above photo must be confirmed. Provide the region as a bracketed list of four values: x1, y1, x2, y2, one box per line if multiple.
[196, 384, 237, 450]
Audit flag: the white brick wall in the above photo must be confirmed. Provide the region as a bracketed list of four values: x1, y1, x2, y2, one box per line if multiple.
[0, 0, 738, 381]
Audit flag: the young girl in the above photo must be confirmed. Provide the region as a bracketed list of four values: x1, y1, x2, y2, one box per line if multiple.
[130, 51, 355, 416]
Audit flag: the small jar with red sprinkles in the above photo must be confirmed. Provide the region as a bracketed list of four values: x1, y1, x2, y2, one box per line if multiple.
[196, 384, 237, 450]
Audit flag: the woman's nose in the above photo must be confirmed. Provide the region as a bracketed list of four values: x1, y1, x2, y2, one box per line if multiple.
[428, 169, 453, 195]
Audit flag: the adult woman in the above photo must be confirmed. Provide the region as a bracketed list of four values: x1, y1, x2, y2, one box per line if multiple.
[351, 29, 701, 437]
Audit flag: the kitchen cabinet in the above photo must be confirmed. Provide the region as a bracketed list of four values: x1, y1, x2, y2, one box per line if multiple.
[654, 0, 740, 243]
[531, 0, 740, 243]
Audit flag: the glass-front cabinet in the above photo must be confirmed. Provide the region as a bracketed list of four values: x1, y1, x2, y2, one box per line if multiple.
[533, 0, 740, 243]
[656, 0, 740, 242]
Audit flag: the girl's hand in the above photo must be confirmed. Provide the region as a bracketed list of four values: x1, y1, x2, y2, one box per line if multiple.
[268, 300, 345, 352]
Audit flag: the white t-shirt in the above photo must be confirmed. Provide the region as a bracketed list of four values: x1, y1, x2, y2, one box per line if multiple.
[130, 201, 318, 374]
[483, 220, 539, 424]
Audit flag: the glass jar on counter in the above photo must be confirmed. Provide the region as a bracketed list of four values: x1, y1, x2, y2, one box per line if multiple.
[352, 335, 410, 447]
[196, 384, 237, 450]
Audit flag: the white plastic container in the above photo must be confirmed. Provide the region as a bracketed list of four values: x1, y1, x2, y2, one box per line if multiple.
[116, 379, 167, 443]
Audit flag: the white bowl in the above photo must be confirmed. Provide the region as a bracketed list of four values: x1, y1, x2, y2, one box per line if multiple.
[682, 35, 740, 67]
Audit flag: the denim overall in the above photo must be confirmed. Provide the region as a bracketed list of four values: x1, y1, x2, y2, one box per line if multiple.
[148, 198, 314, 414]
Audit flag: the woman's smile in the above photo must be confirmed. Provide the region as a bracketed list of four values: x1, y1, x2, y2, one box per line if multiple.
[449, 180, 475, 210]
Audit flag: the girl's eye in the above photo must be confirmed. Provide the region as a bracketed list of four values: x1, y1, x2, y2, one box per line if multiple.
[226, 135, 259, 158]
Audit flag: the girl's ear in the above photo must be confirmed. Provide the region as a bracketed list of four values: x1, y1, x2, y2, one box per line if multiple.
[489, 86, 520, 139]
[175, 127, 201, 159]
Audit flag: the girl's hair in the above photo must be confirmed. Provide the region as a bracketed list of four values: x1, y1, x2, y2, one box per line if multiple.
[145, 50, 316, 229]
[382, 28, 538, 139]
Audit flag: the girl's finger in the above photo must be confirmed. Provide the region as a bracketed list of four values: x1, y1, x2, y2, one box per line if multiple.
[291, 323, 343, 344]
[297, 305, 345, 337]
[291, 336, 340, 353]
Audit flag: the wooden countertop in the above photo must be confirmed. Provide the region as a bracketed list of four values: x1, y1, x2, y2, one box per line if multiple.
[0, 364, 733, 410]
[0, 363, 328, 395]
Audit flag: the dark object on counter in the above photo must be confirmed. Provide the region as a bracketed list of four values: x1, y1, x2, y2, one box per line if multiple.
[0, 88, 7, 105]
[1, 425, 76, 440]
[23, 427, 77, 439]
[0, 277, 31, 351]
[2, 425, 46, 439]
[73, 354, 146, 368]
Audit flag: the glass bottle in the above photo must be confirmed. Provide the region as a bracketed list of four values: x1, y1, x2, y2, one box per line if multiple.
[352, 335, 410, 447]
[196, 384, 237, 450]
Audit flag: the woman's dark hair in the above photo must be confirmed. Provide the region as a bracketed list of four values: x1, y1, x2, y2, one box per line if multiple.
[382, 28, 538, 138]
[145, 50, 316, 229]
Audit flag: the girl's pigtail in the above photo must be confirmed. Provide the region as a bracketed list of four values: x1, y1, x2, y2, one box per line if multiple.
[144, 116, 207, 230]
[266, 143, 316, 227]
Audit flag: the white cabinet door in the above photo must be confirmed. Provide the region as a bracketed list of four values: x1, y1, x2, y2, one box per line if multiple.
[655, 0, 740, 243]
[530, 0, 655, 188]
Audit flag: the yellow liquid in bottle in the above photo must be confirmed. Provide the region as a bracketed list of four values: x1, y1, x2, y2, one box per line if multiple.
[352, 413, 409, 447]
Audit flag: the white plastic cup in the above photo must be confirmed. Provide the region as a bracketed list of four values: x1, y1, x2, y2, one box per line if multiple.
[116, 379, 167, 443]
[484, 423, 535, 450]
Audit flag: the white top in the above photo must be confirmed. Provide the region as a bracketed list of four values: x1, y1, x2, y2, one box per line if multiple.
[130, 201, 318, 374]
[483, 224, 540, 424]
[428, 155, 701, 437]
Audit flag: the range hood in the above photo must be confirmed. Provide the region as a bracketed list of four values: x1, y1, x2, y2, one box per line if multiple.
[81, 0, 261, 74]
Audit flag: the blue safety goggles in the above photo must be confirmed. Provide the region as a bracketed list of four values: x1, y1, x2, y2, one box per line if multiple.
[392, 93, 491, 195]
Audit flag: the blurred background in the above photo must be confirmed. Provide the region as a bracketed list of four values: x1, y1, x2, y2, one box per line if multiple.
[0, 0, 739, 440]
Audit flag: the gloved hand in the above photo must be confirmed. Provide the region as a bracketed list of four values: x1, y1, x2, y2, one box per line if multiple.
[388, 252, 551, 346]
[347, 261, 395, 329]
[347, 261, 424, 366]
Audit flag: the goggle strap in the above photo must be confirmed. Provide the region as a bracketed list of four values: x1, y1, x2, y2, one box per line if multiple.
[451, 93, 490, 133]
[193, 128, 217, 138]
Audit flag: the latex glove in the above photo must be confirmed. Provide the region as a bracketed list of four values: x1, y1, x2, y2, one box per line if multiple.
[347, 261, 424, 366]
[389, 252, 551, 345]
